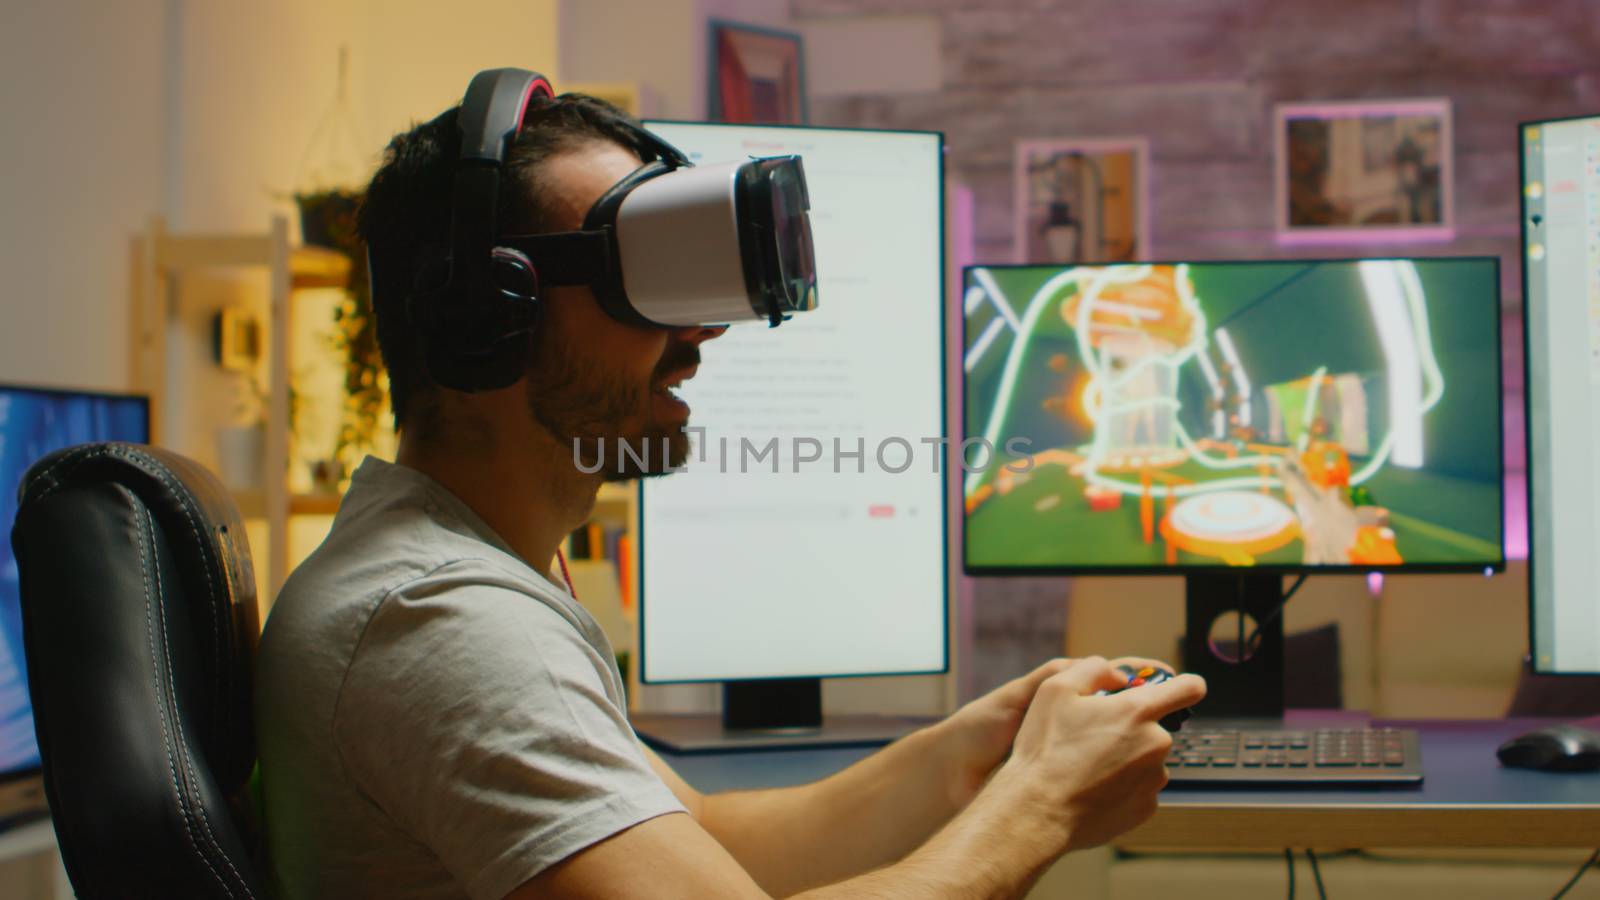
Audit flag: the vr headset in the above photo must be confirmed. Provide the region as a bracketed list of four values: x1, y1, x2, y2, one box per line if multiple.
[405, 67, 820, 392]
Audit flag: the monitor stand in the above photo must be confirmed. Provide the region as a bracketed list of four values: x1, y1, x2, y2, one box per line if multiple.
[632, 678, 932, 754]
[1183, 573, 1287, 721]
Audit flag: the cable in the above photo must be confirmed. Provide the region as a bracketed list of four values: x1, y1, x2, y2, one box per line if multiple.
[1284, 848, 1296, 900]
[1552, 848, 1599, 900]
[1246, 574, 1308, 653]
[1306, 848, 1327, 899]
[555, 547, 578, 600]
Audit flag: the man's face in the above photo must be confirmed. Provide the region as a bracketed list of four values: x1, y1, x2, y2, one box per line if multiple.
[521, 142, 726, 480]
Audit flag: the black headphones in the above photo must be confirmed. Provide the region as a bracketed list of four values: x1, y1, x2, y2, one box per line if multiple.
[404, 68, 693, 393]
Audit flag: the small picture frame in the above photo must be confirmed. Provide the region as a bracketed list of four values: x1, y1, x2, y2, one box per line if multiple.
[1014, 138, 1150, 264]
[212, 307, 262, 372]
[1274, 98, 1454, 244]
[708, 20, 807, 125]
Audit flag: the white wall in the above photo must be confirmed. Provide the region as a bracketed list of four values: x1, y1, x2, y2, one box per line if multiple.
[160, 0, 562, 473]
[170, 0, 561, 232]
[559, 0, 700, 118]
[0, 0, 167, 392]
[0, 0, 563, 406]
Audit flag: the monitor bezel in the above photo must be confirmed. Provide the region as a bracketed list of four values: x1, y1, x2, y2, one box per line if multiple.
[960, 256, 1507, 578]
[0, 382, 152, 783]
[634, 120, 951, 685]
[1519, 113, 1600, 675]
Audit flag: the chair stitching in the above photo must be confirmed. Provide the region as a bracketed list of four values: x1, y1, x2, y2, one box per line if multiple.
[112, 446, 228, 753]
[37, 446, 232, 764]
[137, 500, 233, 896]
[148, 506, 257, 900]
[27, 443, 99, 493]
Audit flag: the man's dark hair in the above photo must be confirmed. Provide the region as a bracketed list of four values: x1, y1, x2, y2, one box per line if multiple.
[357, 93, 653, 431]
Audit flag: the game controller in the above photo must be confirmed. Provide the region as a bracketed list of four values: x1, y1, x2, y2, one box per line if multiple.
[1103, 664, 1192, 732]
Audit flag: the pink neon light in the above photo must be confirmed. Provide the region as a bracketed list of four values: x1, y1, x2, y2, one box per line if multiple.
[1275, 226, 1458, 246]
[1281, 100, 1448, 120]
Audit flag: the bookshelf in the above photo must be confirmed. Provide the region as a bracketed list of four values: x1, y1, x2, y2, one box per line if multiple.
[131, 214, 351, 602]
[132, 215, 644, 629]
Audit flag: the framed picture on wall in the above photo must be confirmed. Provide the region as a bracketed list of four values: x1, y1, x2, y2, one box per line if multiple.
[708, 20, 807, 124]
[211, 307, 262, 372]
[1014, 138, 1150, 264]
[1274, 98, 1454, 244]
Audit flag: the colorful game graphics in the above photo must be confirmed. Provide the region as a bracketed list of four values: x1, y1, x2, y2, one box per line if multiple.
[962, 260, 1503, 570]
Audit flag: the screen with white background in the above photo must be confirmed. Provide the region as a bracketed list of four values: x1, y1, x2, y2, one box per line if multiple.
[1525, 114, 1600, 673]
[638, 122, 946, 683]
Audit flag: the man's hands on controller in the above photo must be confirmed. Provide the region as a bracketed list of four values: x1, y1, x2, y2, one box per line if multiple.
[987, 657, 1206, 852]
[935, 656, 1193, 811]
[1100, 664, 1195, 732]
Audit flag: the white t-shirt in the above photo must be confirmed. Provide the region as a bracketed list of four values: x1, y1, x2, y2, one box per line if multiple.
[256, 457, 683, 900]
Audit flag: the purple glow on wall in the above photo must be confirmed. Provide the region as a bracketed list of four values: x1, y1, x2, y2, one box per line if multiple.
[1502, 308, 1526, 561]
[1505, 471, 1528, 560]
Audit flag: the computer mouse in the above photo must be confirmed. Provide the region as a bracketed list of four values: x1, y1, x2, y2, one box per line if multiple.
[1496, 724, 1600, 772]
[1104, 664, 1192, 733]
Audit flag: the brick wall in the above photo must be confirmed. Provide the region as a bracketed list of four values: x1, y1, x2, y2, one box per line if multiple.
[795, 0, 1600, 696]
[803, 0, 1598, 280]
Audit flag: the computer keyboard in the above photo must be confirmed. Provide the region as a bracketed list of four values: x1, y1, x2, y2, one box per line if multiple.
[1165, 727, 1423, 785]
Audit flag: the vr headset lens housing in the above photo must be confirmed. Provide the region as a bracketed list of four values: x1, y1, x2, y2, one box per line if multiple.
[744, 156, 818, 325]
[608, 154, 818, 328]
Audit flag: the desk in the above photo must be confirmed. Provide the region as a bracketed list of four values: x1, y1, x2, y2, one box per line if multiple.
[666, 718, 1600, 849]
[0, 818, 70, 900]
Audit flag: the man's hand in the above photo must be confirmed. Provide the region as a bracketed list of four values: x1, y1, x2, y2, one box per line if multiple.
[935, 655, 1183, 809]
[990, 656, 1206, 851]
[518, 658, 1203, 899]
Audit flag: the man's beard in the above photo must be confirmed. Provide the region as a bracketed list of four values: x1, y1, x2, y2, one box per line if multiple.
[523, 332, 698, 481]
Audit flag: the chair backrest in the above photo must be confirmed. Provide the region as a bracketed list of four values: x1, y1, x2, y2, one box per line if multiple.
[10, 443, 268, 899]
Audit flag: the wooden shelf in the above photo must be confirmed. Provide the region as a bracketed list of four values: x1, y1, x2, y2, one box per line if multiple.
[592, 482, 635, 520]
[0, 817, 55, 863]
[136, 216, 356, 601]
[151, 233, 350, 289]
[289, 245, 352, 289]
[231, 490, 342, 519]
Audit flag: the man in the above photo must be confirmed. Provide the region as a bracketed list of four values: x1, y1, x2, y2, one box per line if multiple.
[255, 90, 1205, 900]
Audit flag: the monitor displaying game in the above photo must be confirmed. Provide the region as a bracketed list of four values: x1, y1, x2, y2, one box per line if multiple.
[963, 259, 1503, 572]
[0, 385, 149, 778]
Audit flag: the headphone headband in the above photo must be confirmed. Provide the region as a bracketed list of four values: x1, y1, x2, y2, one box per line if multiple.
[449, 70, 555, 305]
[458, 68, 554, 163]
[406, 67, 716, 393]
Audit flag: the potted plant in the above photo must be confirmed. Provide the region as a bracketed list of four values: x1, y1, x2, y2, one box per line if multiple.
[292, 46, 387, 478]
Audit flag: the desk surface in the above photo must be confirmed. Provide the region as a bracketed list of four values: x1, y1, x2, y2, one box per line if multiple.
[665, 716, 1600, 848]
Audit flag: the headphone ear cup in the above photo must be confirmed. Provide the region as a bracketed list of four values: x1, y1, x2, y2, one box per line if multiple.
[490, 246, 540, 303]
[407, 248, 540, 393]
[413, 254, 453, 294]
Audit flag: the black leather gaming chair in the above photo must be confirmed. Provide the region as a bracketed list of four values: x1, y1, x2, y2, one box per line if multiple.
[9, 443, 269, 899]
